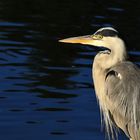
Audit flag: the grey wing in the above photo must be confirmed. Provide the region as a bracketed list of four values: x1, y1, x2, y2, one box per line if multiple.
[105, 61, 140, 139]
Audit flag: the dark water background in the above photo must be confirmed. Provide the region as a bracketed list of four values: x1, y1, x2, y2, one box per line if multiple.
[0, 0, 140, 139]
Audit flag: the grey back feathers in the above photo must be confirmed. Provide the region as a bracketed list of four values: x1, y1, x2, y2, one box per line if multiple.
[105, 62, 140, 140]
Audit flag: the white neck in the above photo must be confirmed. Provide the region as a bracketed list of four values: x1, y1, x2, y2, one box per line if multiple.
[107, 37, 127, 64]
[94, 37, 127, 70]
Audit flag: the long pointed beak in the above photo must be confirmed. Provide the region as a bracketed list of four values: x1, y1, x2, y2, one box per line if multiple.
[59, 35, 94, 45]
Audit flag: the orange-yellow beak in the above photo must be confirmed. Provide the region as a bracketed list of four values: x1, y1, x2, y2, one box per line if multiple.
[59, 35, 94, 45]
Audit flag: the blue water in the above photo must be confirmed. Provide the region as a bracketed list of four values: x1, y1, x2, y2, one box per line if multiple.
[0, 0, 139, 140]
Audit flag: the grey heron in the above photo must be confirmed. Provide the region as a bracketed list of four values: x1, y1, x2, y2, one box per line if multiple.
[59, 27, 140, 140]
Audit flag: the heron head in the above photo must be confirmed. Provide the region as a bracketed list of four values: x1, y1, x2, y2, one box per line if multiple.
[59, 27, 124, 51]
[59, 27, 127, 69]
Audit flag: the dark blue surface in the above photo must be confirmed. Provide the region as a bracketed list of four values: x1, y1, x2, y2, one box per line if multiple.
[0, 0, 139, 140]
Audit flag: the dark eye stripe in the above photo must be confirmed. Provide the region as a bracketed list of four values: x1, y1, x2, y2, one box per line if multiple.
[95, 29, 118, 37]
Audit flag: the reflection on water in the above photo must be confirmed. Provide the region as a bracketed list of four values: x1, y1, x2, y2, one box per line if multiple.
[0, 0, 139, 140]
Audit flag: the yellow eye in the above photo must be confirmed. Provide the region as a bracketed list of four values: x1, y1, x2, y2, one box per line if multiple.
[98, 35, 103, 39]
[92, 34, 103, 40]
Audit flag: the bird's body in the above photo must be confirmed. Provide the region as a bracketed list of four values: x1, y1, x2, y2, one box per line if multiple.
[93, 60, 140, 140]
[59, 27, 140, 140]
